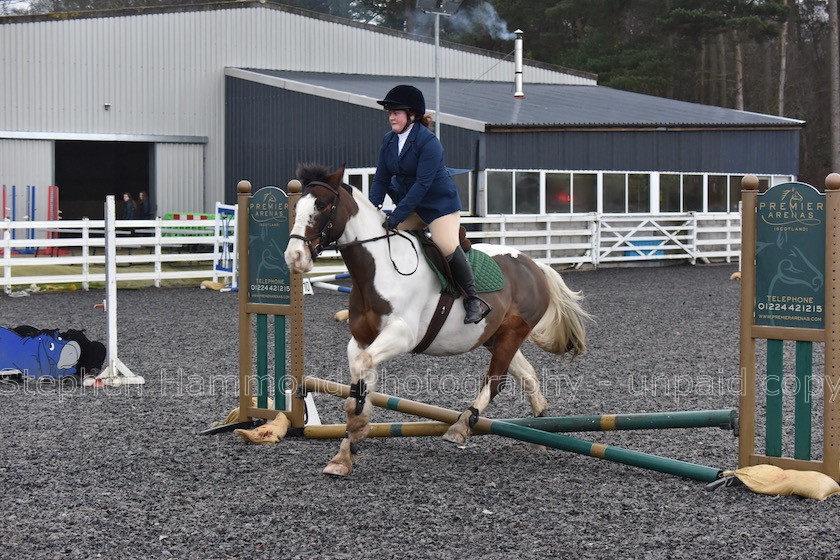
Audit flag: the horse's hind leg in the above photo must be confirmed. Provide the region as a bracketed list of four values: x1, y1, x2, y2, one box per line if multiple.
[507, 350, 548, 417]
[443, 319, 531, 444]
[442, 374, 496, 444]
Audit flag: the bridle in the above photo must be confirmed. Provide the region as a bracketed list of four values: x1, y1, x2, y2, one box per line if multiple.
[288, 180, 340, 258]
[290, 180, 419, 275]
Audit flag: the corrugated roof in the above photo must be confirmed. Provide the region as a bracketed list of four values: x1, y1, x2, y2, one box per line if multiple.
[2, 1, 596, 84]
[246, 70, 804, 129]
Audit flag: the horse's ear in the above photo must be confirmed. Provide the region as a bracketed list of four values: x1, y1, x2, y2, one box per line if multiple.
[326, 165, 345, 189]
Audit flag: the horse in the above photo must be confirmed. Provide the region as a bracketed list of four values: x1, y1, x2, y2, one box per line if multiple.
[284, 163, 590, 477]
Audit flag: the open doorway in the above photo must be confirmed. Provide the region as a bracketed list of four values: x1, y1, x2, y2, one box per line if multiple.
[55, 140, 153, 219]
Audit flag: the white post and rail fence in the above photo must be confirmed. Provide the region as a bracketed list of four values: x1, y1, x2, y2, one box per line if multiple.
[1, 210, 742, 293]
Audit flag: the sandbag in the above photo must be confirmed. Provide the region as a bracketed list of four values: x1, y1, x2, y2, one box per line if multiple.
[234, 414, 291, 445]
[725, 464, 840, 500]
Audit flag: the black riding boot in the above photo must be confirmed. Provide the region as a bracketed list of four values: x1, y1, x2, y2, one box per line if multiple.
[447, 246, 484, 324]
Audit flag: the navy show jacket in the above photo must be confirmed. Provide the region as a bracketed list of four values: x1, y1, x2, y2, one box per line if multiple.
[369, 123, 462, 225]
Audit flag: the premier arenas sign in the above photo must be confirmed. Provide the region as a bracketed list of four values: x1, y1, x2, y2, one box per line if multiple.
[754, 182, 825, 329]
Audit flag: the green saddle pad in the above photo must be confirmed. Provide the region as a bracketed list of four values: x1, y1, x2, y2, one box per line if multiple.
[424, 246, 505, 294]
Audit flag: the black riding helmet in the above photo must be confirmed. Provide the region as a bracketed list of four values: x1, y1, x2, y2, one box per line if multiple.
[377, 85, 426, 117]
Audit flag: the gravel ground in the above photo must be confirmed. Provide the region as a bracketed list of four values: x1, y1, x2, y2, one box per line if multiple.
[1, 263, 837, 559]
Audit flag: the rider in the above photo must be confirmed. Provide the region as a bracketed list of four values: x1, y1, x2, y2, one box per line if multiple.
[370, 85, 485, 324]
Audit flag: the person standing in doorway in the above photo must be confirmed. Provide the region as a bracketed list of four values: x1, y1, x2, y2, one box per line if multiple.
[138, 191, 152, 219]
[122, 192, 136, 220]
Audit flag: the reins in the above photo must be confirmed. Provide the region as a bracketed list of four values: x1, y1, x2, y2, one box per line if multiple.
[332, 229, 419, 276]
[292, 180, 419, 276]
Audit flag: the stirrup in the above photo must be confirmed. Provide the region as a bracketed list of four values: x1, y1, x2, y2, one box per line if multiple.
[464, 296, 492, 324]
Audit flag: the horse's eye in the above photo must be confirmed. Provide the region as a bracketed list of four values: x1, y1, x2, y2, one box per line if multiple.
[315, 201, 326, 211]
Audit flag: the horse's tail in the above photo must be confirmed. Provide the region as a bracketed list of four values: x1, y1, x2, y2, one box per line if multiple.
[529, 262, 590, 357]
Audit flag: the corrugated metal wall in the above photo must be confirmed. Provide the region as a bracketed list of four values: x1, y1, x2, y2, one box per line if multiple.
[484, 129, 800, 175]
[154, 143, 205, 215]
[1, 5, 586, 211]
[225, 77, 481, 202]
[0, 139, 53, 220]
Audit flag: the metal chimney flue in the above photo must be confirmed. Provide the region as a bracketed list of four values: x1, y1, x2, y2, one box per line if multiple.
[514, 29, 524, 98]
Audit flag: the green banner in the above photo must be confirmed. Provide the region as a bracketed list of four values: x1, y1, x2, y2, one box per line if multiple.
[754, 182, 825, 328]
[248, 186, 290, 305]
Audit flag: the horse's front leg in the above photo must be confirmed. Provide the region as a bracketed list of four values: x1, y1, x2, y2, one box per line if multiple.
[323, 320, 415, 477]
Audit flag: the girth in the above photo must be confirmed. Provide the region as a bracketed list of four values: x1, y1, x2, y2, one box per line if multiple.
[411, 292, 456, 354]
[409, 231, 464, 354]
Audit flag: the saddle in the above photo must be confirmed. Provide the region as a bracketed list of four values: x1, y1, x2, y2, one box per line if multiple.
[413, 227, 505, 297]
[409, 227, 504, 354]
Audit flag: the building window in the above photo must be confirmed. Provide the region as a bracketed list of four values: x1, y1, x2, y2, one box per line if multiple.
[684, 174, 703, 211]
[708, 175, 727, 212]
[628, 173, 650, 212]
[346, 168, 473, 215]
[660, 173, 681, 212]
[487, 171, 513, 214]
[546, 173, 571, 213]
[602, 173, 650, 213]
[347, 174, 364, 191]
[728, 175, 743, 212]
[515, 171, 540, 214]
[451, 170, 473, 214]
[357, 168, 795, 217]
[573, 173, 597, 212]
[345, 169, 391, 210]
[603, 173, 625, 213]
[345, 170, 376, 199]
[483, 169, 792, 216]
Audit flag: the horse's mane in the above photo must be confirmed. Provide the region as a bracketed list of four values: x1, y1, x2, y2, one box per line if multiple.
[295, 163, 368, 207]
[296, 162, 331, 186]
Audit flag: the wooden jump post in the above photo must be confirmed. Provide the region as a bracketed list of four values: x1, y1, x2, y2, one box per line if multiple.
[203, 179, 308, 433]
[739, 173, 840, 480]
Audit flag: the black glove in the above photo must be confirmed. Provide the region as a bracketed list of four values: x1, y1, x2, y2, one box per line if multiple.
[383, 214, 400, 230]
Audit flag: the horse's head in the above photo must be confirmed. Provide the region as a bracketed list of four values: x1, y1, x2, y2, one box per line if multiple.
[285, 163, 358, 273]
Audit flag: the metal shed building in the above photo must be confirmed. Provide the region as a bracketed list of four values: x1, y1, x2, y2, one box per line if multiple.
[1, 1, 802, 228]
[0, 1, 588, 219]
[226, 69, 802, 217]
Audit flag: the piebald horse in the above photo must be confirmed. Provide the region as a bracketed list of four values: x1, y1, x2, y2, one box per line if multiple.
[284, 164, 589, 476]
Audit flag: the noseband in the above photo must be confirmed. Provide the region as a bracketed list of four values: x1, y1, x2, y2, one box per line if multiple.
[289, 180, 340, 259]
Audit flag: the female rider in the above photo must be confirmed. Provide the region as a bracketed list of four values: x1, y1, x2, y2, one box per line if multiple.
[370, 85, 485, 324]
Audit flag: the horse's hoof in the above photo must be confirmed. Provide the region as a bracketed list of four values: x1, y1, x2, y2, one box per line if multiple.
[323, 462, 351, 477]
[442, 430, 468, 445]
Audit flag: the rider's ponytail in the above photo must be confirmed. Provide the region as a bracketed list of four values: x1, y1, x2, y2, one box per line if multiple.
[417, 112, 434, 130]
